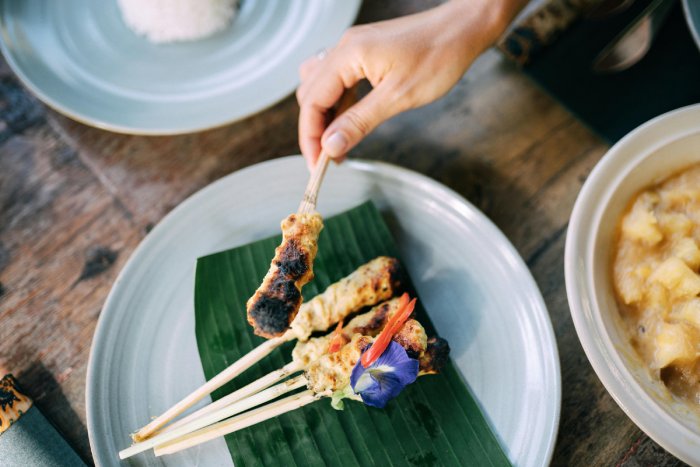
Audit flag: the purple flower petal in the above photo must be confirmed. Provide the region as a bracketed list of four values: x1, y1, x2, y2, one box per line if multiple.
[350, 341, 419, 408]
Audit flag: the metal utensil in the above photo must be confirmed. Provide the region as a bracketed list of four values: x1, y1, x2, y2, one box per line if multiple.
[592, 0, 676, 73]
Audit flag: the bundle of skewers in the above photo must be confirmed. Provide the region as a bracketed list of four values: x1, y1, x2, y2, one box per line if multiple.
[119, 91, 450, 460]
[120, 254, 450, 458]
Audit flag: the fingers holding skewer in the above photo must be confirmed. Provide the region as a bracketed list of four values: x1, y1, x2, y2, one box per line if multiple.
[298, 87, 359, 213]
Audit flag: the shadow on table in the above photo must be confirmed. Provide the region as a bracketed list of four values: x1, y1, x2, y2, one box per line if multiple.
[17, 361, 93, 466]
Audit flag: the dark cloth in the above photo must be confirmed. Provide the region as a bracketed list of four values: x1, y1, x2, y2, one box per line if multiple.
[515, 0, 700, 143]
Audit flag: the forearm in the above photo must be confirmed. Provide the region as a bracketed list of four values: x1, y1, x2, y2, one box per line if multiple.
[440, 0, 529, 58]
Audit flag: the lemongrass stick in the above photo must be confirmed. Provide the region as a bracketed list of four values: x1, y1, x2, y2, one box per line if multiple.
[162, 361, 303, 433]
[120, 376, 308, 460]
[298, 151, 330, 214]
[154, 390, 322, 457]
[133, 333, 291, 441]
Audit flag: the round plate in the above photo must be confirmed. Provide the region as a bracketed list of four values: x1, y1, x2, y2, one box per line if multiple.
[87, 157, 561, 466]
[0, 0, 359, 135]
[683, 0, 700, 52]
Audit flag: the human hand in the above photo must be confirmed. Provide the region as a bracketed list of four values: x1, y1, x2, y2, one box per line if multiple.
[296, 0, 524, 169]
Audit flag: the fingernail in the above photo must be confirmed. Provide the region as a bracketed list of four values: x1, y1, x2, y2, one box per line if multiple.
[323, 132, 348, 158]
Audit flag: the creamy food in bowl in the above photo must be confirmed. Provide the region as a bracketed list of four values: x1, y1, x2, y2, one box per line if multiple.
[565, 104, 700, 465]
[614, 165, 700, 403]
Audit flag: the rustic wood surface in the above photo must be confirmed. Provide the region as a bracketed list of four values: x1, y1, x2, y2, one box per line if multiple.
[0, 1, 688, 466]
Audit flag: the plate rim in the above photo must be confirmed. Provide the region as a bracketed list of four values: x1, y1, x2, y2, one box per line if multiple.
[683, 0, 700, 54]
[565, 103, 700, 465]
[86, 156, 562, 466]
[0, 1, 361, 135]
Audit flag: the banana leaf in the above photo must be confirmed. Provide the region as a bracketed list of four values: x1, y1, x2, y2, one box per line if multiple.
[194, 201, 511, 466]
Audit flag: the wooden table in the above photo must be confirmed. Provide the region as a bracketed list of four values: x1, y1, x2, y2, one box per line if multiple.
[0, 2, 686, 466]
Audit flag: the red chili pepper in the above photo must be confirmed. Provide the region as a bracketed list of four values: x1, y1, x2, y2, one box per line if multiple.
[361, 293, 416, 368]
[328, 319, 345, 354]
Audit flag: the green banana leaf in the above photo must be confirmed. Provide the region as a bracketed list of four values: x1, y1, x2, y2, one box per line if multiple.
[194, 201, 511, 466]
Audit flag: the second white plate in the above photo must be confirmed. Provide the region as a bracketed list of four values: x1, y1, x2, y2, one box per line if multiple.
[87, 157, 561, 466]
[0, 0, 360, 134]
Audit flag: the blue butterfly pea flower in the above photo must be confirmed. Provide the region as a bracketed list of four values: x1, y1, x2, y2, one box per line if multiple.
[350, 341, 419, 408]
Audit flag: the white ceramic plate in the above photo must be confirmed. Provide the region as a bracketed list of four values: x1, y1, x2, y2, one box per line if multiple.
[0, 0, 359, 135]
[566, 104, 700, 465]
[87, 157, 561, 466]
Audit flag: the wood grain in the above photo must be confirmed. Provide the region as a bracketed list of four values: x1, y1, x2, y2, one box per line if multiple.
[0, 1, 687, 465]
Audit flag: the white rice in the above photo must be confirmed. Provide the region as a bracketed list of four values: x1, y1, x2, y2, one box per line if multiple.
[117, 0, 238, 44]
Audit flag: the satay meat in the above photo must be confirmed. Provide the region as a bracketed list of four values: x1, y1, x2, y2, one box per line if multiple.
[419, 337, 450, 375]
[305, 318, 431, 394]
[247, 212, 323, 338]
[289, 256, 403, 341]
[292, 297, 406, 367]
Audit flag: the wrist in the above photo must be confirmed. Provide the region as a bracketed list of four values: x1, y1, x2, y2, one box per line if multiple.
[442, 0, 527, 52]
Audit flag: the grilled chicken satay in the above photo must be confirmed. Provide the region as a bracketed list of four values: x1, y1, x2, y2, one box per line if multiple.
[149, 323, 450, 457]
[247, 212, 324, 338]
[300, 320, 449, 396]
[418, 337, 450, 375]
[292, 296, 405, 366]
[305, 318, 436, 394]
[134, 260, 404, 442]
[140, 315, 449, 458]
[160, 296, 407, 436]
[251, 254, 403, 342]
[289, 256, 403, 341]
[121, 310, 437, 460]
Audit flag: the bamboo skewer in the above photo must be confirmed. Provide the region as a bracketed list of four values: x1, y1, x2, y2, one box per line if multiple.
[161, 361, 303, 433]
[120, 376, 309, 460]
[154, 390, 327, 457]
[155, 370, 445, 457]
[132, 333, 290, 441]
[298, 151, 330, 214]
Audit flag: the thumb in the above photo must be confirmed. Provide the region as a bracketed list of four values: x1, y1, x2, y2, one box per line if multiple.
[321, 87, 395, 160]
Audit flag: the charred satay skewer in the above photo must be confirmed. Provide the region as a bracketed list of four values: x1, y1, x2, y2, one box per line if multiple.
[119, 296, 441, 460]
[248, 90, 358, 339]
[153, 325, 449, 457]
[159, 297, 406, 434]
[132, 256, 402, 442]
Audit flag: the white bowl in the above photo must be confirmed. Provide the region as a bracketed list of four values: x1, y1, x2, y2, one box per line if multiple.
[565, 104, 700, 465]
